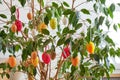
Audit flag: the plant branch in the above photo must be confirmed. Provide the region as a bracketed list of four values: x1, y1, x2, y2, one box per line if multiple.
[54, 55, 64, 79]
[74, 1, 87, 9]
[3, 0, 10, 10]
[20, 31, 28, 41]
[10, 0, 12, 7]
[40, 0, 42, 13]
[72, 0, 76, 9]
[0, 19, 8, 24]
[31, 0, 35, 29]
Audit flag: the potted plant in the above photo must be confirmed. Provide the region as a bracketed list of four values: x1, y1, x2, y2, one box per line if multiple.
[0, 0, 120, 80]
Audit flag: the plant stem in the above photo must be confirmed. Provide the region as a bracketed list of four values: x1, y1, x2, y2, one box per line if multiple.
[54, 55, 64, 79]
[72, 0, 76, 9]
[49, 62, 51, 79]
[40, 0, 42, 13]
[10, 0, 12, 7]
[20, 31, 27, 41]
[3, 0, 10, 10]
[31, 0, 35, 29]
[0, 19, 8, 24]
[74, 1, 87, 9]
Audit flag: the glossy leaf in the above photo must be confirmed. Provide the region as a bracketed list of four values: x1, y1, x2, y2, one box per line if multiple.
[52, 2, 58, 8]
[18, 0, 26, 7]
[57, 38, 65, 46]
[63, 1, 69, 7]
[100, 0, 105, 4]
[113, 24, 117, 31]
[75, 23, 82, 30]
[110, 3, 115, 12]
[99, 16, 105, 25]
[42, 29, 50, 35]
[10, 6, 16, 14]
[0, 14, 7, 19]
[81, 9, 90, 15]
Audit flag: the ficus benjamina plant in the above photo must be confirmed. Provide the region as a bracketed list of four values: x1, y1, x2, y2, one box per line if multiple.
[0, 0, 120, 80]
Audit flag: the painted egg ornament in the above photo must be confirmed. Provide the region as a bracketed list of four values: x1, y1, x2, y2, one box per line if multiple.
[15, 19, 22, 31]
[62, 46, 71, 59]
[42, 52, 51, 64]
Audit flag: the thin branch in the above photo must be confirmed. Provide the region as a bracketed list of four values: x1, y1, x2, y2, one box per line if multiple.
[40, 0, 42, 12]
[10, 0, 12, 7]
[0, 19, 8, 24]
[31, 0, 35, 29]
[20, 31, 28, 41]
[54, 55, 64, 79]
[3, 0, 10, 10]
[72, 0, 76, 9]
[74, 1, 87, 9]
[49, 62, 51, 79]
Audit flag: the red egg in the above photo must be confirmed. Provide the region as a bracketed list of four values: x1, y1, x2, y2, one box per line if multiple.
[42, 52, 51, 64]
[15, 19, 22, 31]
[62, 46, 70, 59]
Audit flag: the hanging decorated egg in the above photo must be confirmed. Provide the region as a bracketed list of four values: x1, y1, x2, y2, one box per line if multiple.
[42, 52, 51, 64]
[62, 46, 70, 59]
[15, 19, 22, 31]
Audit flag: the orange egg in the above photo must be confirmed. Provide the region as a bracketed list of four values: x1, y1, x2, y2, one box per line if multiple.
[8, 56, 16, 68]
[86, 41, 95, 54]
[71, 56, 80, 67]
[38, 22, 47, 33]
[27, 12, 33, 20]
[11, 23, 17, 33]
[31, 51, 37, 59]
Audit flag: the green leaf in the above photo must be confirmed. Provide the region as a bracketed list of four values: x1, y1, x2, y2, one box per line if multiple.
[42, 29, 50, 35]
[6, 74, 10, 79]
[117, 3, 120, 6]
[99, 16, 104, 25]
[0, 30, 7, 39]
[118, 23, 120, 28]
[10, 6, 16, 14]
[86, 19, 91, 24]
[11, 15, 16, 21]
[80, 64, 85, 76]
[0, 0, 2, 4]
[105, 36, 115, 46]
[0, 63, 7, 70]
[0, 14, 7, 19]
[24, 28, 29, 35]
[63, 9, 72, 15]
[93, 4, 98, 12]
[15, 44, 21, 52]
[108, 9, 113, 18]
[22, 49, 28, 61]
[81, 9, 90, 15]
[52, 2, 58, 8]
[110, 3, 115, 12]
[103, 8, 109, 16]
[63, 1, 69, 7]
[37, 0, 44, 7]
[18, 0, 26, 7]
[62, 27, 69, 34]
[75, 23, 82, 30]
[113, 24, 117, 31]
[57, 38, 65, 46]
[68, 30, 76, 34]
[43, 39, 51, 47]
[109, 63, 115, 73]
[100, 0, 105, 4]
[44, 16, 49, 25]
